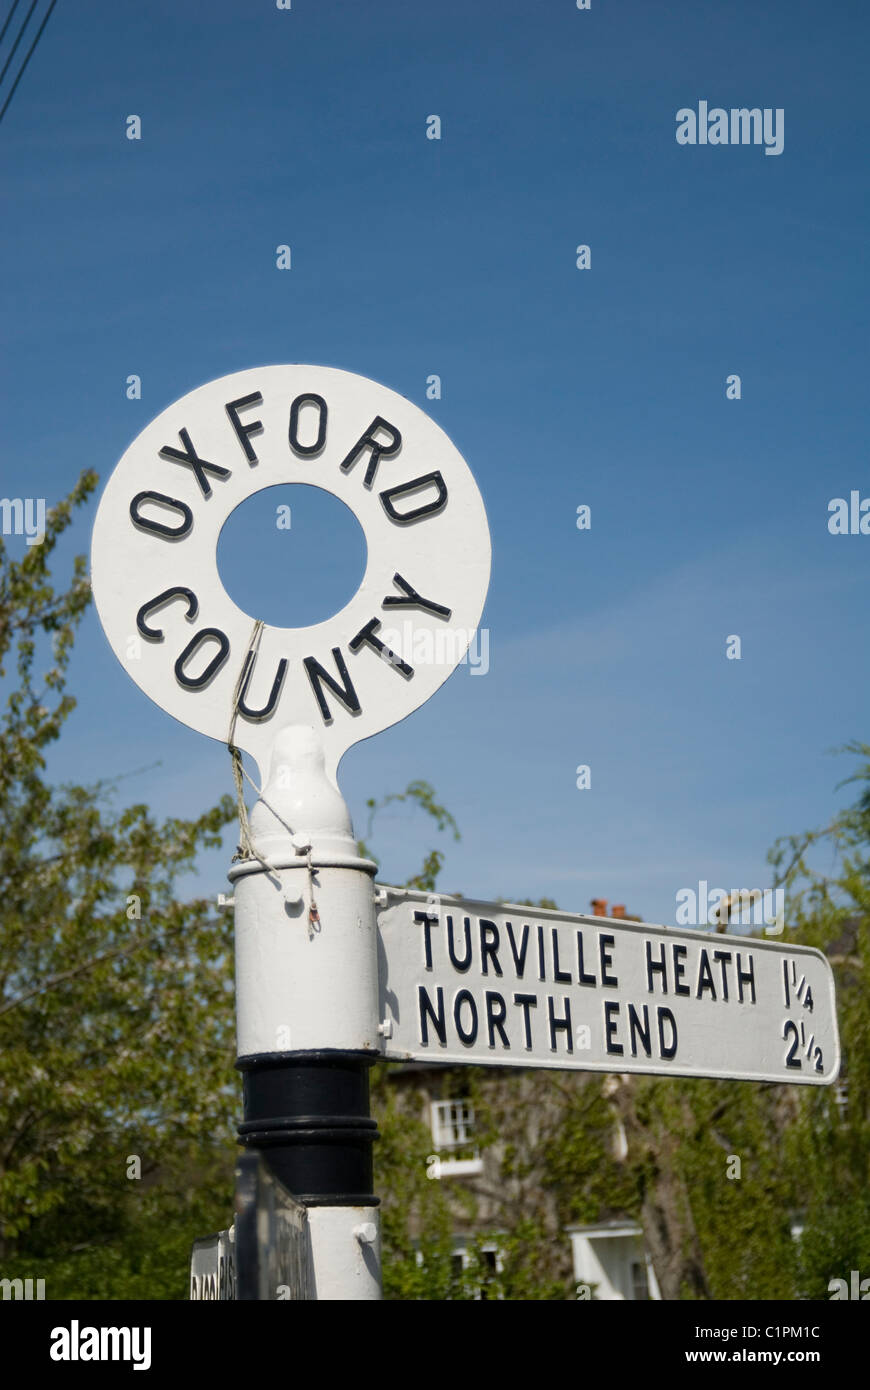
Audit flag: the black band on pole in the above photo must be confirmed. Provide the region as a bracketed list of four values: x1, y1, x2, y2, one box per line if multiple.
[236, 1053, 380, 1207]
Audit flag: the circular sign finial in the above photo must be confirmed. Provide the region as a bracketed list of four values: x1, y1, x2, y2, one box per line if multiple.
[91, 365, 491, 780]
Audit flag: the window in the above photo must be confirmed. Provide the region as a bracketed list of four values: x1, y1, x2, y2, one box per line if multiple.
[631, 1259, 650, 1301]
[429, 1098, 483, 1176]
[479, 1249, 499, 1301]
[451, 1243, 503, 1300]
[431, 1099, 476, 1155]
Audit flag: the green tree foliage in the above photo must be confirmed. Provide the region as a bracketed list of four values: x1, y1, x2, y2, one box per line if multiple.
[0, 475, 238, 1297]
[358, 781, 460, 892]
[769, 745, 870, 1299]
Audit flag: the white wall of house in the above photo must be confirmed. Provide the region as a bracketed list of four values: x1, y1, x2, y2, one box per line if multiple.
[568, 1223, 661, 1300]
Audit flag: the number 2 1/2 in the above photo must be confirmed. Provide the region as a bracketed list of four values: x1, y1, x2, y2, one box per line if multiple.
[782, 1019, 823, 1072]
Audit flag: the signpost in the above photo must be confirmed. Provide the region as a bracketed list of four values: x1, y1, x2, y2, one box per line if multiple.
[92, 364, 491, 1301]
[376, 888, 840, 1084]
[91, 362, 839, 1301]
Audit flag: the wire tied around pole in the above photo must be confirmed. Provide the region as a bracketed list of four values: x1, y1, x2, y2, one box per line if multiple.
[227, 622, 322, 929]
[226, 619, 296, 881]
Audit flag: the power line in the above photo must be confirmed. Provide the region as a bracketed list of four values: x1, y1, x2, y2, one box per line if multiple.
[0, 0, 37, 87]
[0, 0, 24, 49]
[0, 0, 56, 127]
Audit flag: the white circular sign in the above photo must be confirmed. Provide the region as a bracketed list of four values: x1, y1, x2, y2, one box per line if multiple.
[91, 365, 491, 780]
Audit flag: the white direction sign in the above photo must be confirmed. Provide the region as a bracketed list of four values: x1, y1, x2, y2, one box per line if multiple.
[91, 366, 490, 780]
[376, 889, 840, 1084]
[190, 1229, 235, 1301]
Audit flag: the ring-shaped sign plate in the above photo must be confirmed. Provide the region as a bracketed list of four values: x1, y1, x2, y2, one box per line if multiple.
[91, 365, 491, 781]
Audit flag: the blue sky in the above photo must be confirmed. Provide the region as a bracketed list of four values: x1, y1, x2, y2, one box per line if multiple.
[1, 0, 867, 926]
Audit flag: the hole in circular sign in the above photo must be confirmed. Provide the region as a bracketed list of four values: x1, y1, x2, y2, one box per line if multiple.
[217, 484, 367, 629]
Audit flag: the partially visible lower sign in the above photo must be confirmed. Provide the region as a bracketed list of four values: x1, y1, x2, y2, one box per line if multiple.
[234, 1150, 314, 1300]
[190, 1229, 235, 1300]
[190, 1152, 314, 1300]
[376, 887, 840, 1085]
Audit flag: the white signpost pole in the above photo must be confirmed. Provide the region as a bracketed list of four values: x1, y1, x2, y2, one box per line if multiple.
[228, 725, 384, 1299]
[91, 364, 492, 1300]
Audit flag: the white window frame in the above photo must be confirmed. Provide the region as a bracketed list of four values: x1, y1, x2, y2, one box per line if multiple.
[429, 1099, 483, 1177]
[431, 1099, 476, 1151]
[452, 1241, 504, 1300]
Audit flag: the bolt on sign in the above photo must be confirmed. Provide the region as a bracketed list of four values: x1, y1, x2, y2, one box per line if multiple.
[91, 365, 491, 781]
[376, 889, 840, 1084]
